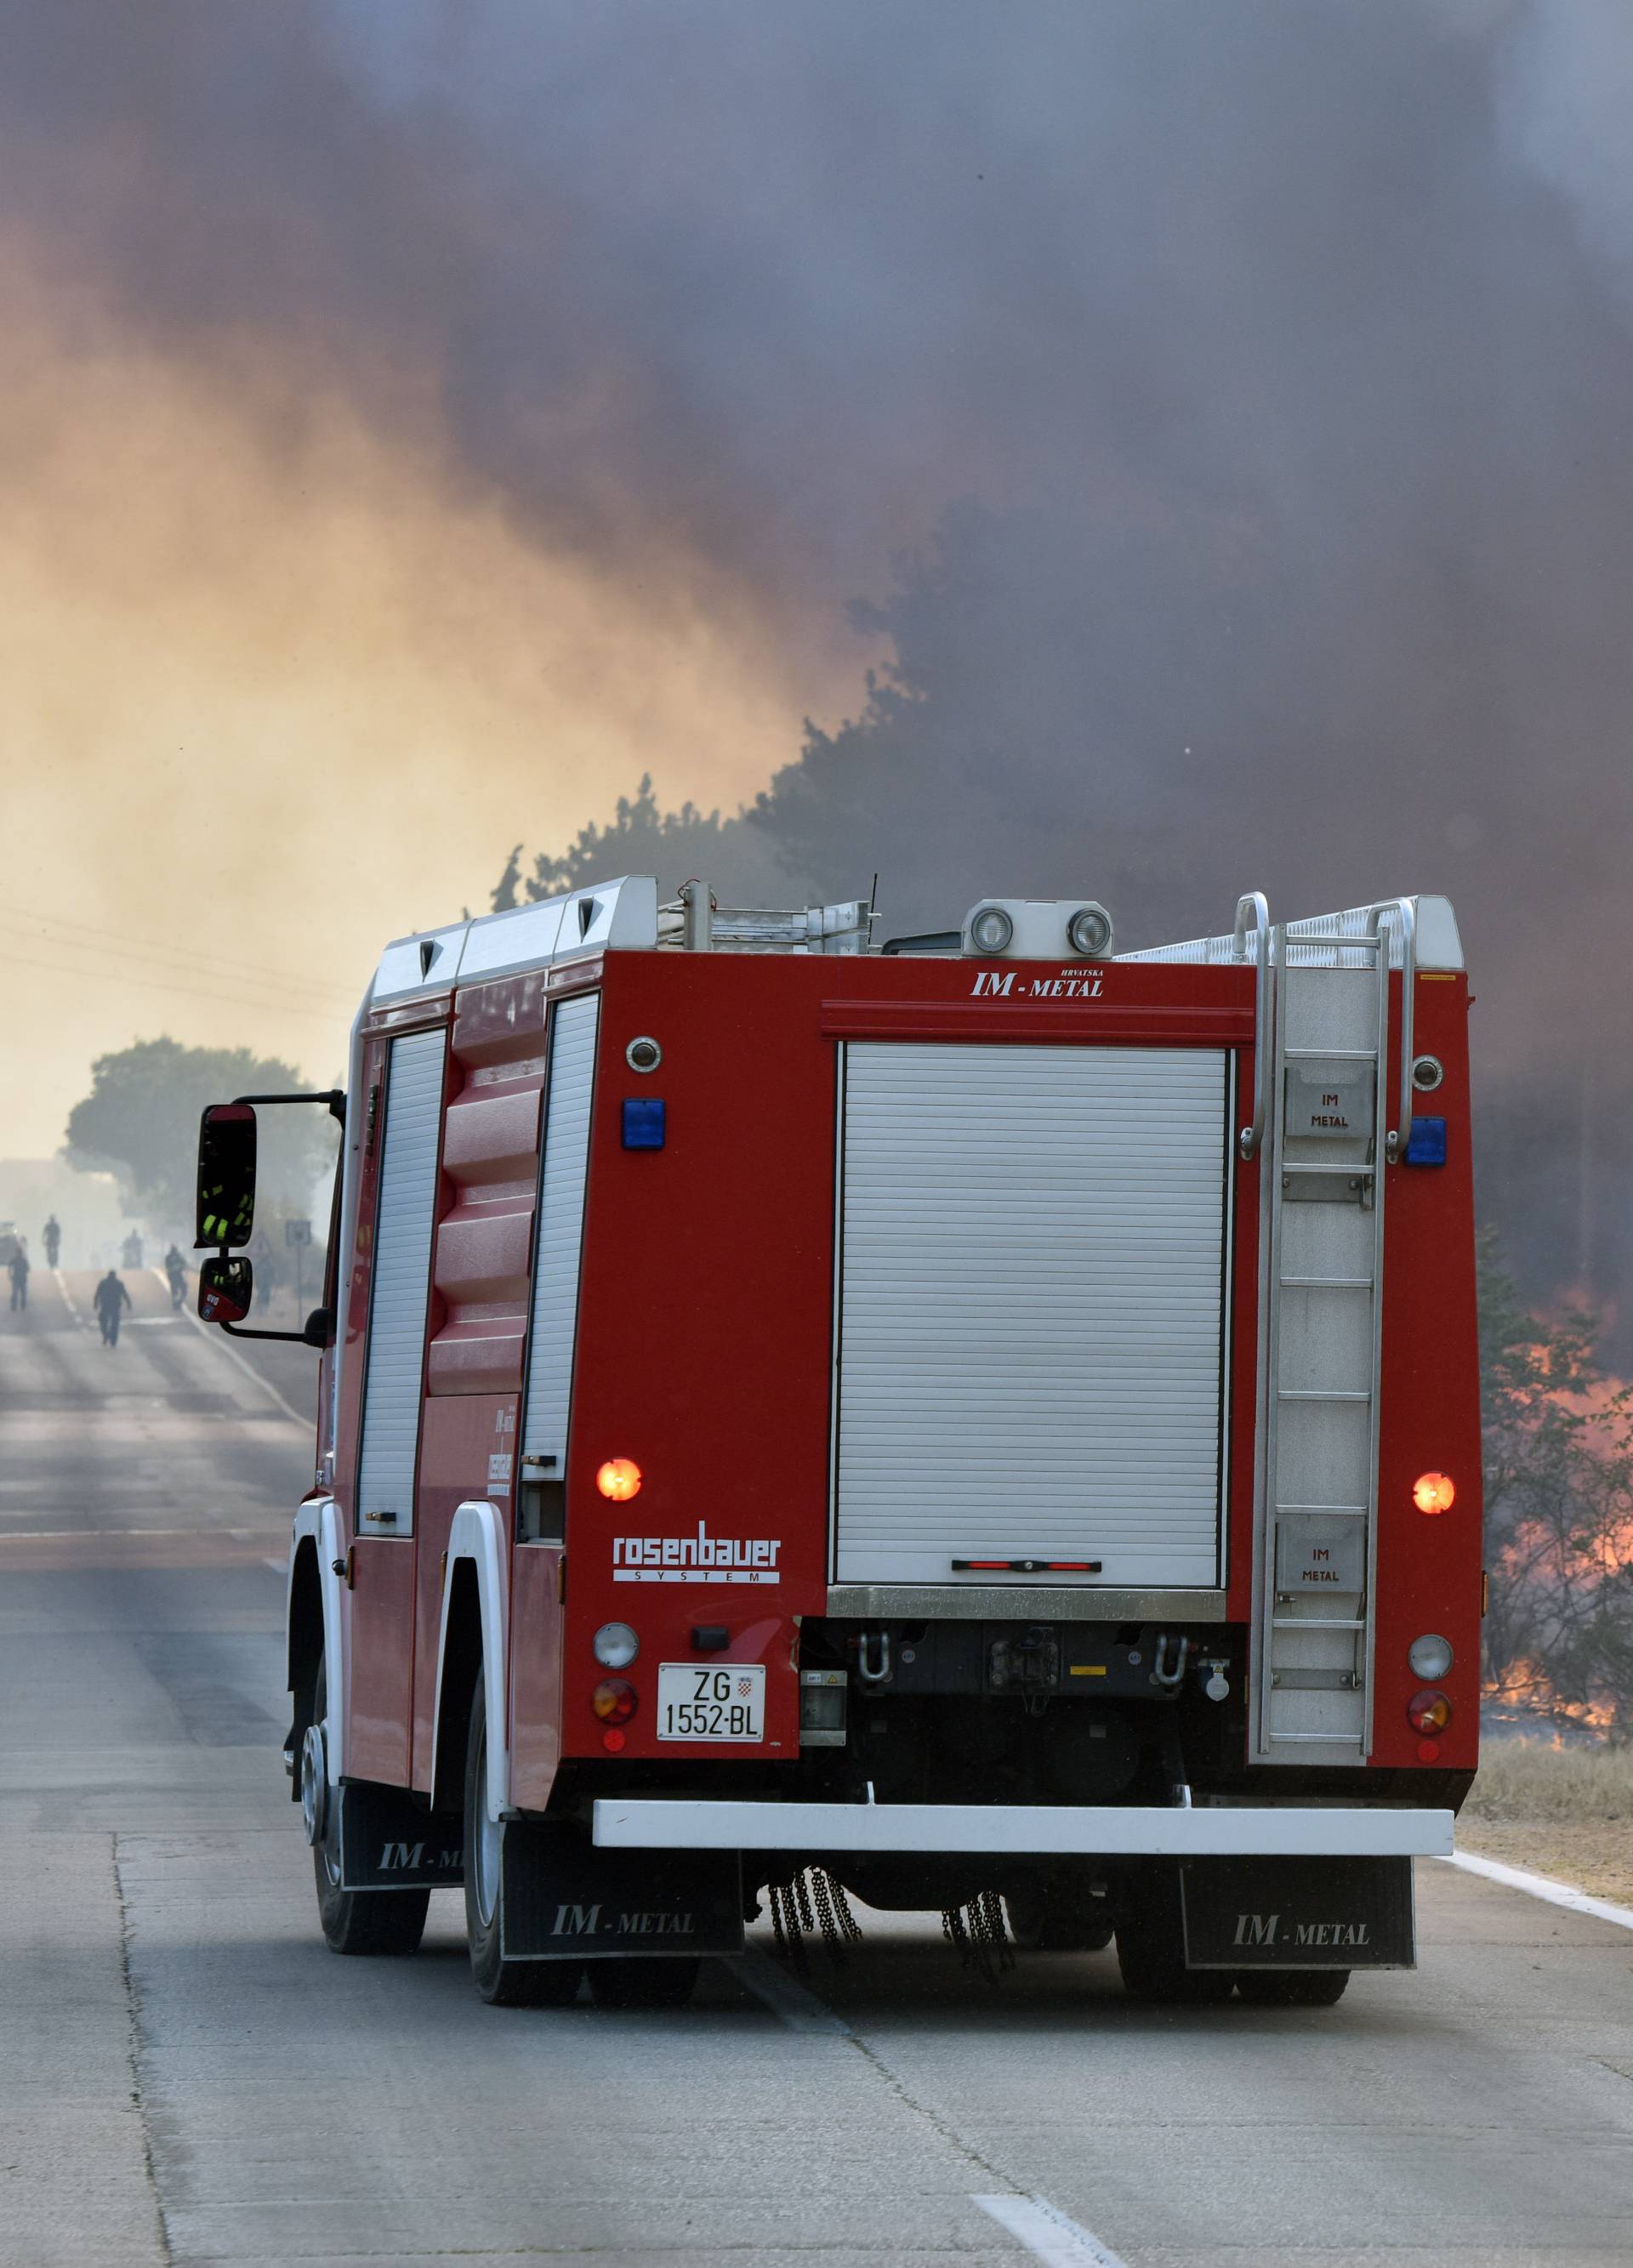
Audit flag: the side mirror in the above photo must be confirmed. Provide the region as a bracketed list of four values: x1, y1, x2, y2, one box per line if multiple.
[198, 1255, 253, 1326]
[196, 1104, 258, 1250]
[302, 1306, 333, 1350]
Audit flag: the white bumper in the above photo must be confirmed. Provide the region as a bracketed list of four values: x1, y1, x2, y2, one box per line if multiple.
[591, 1799, 1454, 1859]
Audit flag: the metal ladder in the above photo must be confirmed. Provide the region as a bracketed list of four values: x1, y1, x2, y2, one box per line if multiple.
[1241, 898, 1416, 1764]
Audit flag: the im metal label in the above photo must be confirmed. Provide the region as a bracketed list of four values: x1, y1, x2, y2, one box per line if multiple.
[1276, 1515, 1364, 1593]
[1284, 1064, 1374, 1142]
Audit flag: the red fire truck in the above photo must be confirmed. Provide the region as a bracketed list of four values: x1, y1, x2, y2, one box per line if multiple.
[193, 878, 1478, 2008]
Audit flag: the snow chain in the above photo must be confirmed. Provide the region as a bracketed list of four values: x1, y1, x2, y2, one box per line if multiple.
[769, 1869, 865, 1970]
[941, 1889, 1014, 1983]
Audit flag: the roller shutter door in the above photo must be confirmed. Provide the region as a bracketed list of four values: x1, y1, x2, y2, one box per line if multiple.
[521, 993, 600, 1469]
[834, 1043, 1228, 1589]
[356, 1029, 447, 1535]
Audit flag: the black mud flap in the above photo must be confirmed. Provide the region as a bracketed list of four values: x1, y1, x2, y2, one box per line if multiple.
[337, 1782, 464, 1891]
[499, 1821, 744, 1961]
[1181, 1856, 1415, 1970]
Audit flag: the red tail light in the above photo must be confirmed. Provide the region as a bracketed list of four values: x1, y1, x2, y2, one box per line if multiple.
[1407, 1687, 1452, 1734]
[592, 1678, 638, 1725]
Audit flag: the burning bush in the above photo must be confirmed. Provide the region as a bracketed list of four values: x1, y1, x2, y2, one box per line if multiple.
[1479, 1231, 1633, 1742]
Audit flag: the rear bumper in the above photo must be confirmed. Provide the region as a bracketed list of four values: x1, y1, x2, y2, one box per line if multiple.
[591, 1799, 1454, 1859]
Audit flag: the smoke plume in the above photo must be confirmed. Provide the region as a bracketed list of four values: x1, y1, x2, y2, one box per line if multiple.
[3, 2, 1632, 1321]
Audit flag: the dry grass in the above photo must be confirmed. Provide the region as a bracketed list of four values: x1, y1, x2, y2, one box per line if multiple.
[1458, 1739, 1633, 1906]
[1465, 1738, 1633, 1823]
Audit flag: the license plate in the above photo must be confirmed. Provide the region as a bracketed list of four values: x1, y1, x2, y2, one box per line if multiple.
[657, 1662, 766, 1742]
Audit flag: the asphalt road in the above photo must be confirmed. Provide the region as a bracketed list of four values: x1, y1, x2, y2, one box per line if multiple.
[3, 1267, 1632, 2267]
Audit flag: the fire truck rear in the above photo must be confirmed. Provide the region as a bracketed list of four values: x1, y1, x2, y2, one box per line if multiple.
[193, 878, 1479, 2007]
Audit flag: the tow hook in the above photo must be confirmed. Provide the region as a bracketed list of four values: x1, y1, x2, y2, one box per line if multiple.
[856, 1629, 892, 1686]
[1200, 1656, 1232, 1702]
[1152, 1633, 1190, 1687]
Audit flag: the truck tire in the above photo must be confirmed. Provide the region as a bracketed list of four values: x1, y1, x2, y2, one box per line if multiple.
[1114, 1865, 1233, 2005]
[463, 1660, 583, 2007]
[1005, 1884, 1116, 1953]
[310, 1656, 430, 1957]
[1235, 1968, 1350, 2007]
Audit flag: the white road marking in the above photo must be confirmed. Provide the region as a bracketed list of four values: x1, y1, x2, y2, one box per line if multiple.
[1441, 1850, 1633, 1933]
[51, 1267, 85, 1330]
[725, 1948, 851, 2034]
[175, 1304, 310, 1430]
[973, 2193, 1130, 2267]
[263, 1556, 287, 1575]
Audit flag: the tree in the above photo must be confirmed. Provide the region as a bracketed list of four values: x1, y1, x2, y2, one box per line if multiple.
[1478, 1231, 1633, 1741]
[492, 775, 797, 913]
[65, 1039, 337, 1239]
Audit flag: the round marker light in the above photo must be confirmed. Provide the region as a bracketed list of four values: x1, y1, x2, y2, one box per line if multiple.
[970, 905, 1014, 955]
[1066, 903, 1113, 958]
[1417, 1738, 1442, 1764]
[593, 1621, 640, 1669]
[1407, 1687, 1452, 1735]
[591, 1678, 638, 1725]
[1414, 1471, 1456, 1515]
[601, 1728, 627, 1754]
[1408, 1633, 1454, 1680]
[596, 1458, 642, 1503]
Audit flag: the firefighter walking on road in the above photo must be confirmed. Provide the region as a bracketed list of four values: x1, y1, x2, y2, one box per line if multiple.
[42, 1215, 60, 1269]
[94, 1267, 132, 1346]
[8, 1242, 28, 1311]
[164, 1244, 188, 1310]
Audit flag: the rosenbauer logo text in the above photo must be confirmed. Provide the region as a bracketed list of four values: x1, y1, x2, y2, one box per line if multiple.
[613, 1520, 782, 1584]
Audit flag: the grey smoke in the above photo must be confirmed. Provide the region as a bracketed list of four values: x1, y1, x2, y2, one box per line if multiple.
[4, 0, 1632, 1322]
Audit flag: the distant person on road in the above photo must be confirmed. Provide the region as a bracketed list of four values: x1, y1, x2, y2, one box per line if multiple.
[8, 1242, 29, 1311]
[94, 1268, 132, 1346]
[122, 1231, 145, 1270]
[42, 1215, 60, 1268]
[164, 1244, 187, 1310]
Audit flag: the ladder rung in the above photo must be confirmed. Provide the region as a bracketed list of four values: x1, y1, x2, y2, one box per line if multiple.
[1277, 1389, 1371, 1402]
[1279, 1161, 1375, 1176]
[1276, 1503, 1368, 1517]
[1282, 1047, 1380, 1061]
[1279, 1275, 1373, 1289]
[1263, 1731, 1366, 1744]
[1272, 1617, 1366, 1630]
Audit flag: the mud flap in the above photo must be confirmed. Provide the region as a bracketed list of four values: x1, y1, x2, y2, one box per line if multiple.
[1181, 1856, 1415, 1969]
[337, 1782, 464, 1891]
[498, 1821, 744, 1961]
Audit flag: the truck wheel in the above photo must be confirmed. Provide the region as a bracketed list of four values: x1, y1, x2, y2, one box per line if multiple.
[1115, 1866, 1233, 2005]
[1236, 1968, 1350, 2007]
[309, 1656, 430, 1956]
[587, 1957, 702, 2009]
[1005, 1885, 1116, 1953]
[463, 1661, 583, 2008]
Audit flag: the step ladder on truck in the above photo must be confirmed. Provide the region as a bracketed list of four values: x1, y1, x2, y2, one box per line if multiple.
[191, 879, 1479, 2007]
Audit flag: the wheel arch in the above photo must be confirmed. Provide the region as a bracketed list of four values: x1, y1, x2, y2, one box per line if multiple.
[289, 1496, 348, 1781]
[430, 1500, 509, 1822]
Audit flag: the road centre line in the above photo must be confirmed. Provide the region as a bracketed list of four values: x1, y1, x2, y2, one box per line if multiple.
[1441, 1850, 1633, 1933]
[725, 1948, 851, 2033]
[973, 2193, 1130, 2268]
[51, 1266, 85, 1329]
